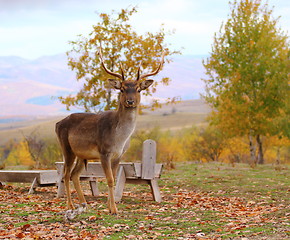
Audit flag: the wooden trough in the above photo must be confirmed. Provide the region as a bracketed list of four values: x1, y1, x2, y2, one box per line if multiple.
[0, 170, 57, 194]
[0, 140, 163, 202]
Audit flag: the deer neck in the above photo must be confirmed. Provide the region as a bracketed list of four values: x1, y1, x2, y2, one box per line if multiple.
[116, 103, 137, 126]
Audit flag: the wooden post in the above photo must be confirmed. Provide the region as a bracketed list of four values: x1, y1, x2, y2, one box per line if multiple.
[115, 166, 126, 202]
[141, 139, 156, 180]
[149, 179, 161, 202]
[89, 181, 99, 196]
[56, 163, 65, 197]
[28, 177, 37, 194]
[57, 177, 65, 198]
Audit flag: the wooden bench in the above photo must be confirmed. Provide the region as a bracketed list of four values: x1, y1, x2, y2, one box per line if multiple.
[0, 170, 58, 194]
[56, 139, 163, 202]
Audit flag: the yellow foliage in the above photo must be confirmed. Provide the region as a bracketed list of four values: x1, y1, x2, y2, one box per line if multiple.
[264, 136, 290, 164]
[5, 140, 34, 167]
[158, 135, 184, 168]
[220, 136, 249, 163]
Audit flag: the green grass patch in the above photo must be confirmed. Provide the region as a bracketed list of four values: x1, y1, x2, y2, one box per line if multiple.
[0, 162, 289, 239]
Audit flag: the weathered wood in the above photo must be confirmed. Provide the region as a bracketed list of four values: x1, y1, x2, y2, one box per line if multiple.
[122, 163, 137, 178]
[0, 170, 58, 184]
[0, 170, 58, 194]
[55, 139, 163, 202]
[56, 162, 104, 178]
[149, 179, 162, 202]
[28, 177, 38, 194]
[57, 177, 65, 197]
[114, 139, 163, 202]
[130, 163, 162, 179]
[114, 166, 126, 202]
[141, 139, 156, 180]
[89, 181, 99, 196]
[56, 162, 100, 197]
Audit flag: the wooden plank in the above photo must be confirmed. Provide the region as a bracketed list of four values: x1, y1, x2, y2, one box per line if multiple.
[0, 170, 57, 184]
[80, 163, 105, 177]
[55, 162, 161, 180]
[141, 140, 156, 180]
[89, 181, 99, 196]
[115, 166, 126, 202]
[134, 163, 142, 178]
[57, 179, 65, 197]
[131, 163, 162, 179]
[149, 179, 162, 202]
[122, 163, 137, 178]
[126, 179, 150, 185]
[28, 177, 37, 194]
[55, 162, 135, 178]
[38, 171, 58, 184]
[0, 171, 40, 183]
[155, 164, 163, 178]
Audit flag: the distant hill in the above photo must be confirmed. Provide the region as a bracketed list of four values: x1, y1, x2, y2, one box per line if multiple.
[0, 53, 207, 117]
[0, 99, 211, 146]
[0, 54, 77, 116]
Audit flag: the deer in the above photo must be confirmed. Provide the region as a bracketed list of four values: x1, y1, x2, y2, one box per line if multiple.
[55, 47, 165, 216]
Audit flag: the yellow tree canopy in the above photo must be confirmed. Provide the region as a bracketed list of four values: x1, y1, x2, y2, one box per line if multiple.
[6, 140, 34, 167]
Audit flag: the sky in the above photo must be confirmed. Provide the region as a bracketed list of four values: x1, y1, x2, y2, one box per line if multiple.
[0, 0, 289, 60]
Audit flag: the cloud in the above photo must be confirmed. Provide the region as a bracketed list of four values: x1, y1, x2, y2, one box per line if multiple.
[0, 0, 289, 59]
[0, 0, 97, 11]
[0, 18, 96, 58]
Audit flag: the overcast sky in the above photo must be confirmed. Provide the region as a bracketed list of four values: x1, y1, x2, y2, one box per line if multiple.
[0, 0, 289, 59]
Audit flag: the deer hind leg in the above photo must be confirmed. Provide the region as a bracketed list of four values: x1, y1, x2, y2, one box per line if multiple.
[63, 152, 76, 210]
[71, 157, 86, 206]
[101, 153, 117, 215]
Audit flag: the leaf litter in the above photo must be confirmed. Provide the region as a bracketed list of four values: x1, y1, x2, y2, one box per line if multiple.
[0, 164, 289, 239]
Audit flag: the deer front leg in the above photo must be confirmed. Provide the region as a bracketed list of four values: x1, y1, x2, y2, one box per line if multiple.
[101, 153, 118, 215]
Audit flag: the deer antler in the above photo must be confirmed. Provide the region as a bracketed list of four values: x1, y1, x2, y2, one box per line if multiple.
[137, 51, 166, 81]
[99, 45, 124, 81]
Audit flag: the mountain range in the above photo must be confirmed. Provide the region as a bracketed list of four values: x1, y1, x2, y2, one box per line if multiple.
[0, 53, 207, 118]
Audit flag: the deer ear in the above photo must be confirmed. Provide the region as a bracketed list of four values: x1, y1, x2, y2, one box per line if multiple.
[108, 79, 122, 89]
[139, 79, 154, 91]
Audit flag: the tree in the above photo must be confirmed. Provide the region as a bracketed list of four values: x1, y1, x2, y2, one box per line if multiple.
[59, 7, 179, 112]
[6, 140, 34, 167]
[202, 0, 290, 164]
[182, 125, 225, 162]
[22, 129, 45, 169]
[158, 131, 183, 169]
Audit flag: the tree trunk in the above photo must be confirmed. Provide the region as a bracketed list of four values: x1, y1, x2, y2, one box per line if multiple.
[256, 134, 264, 164]
[248, 134, 256, 166]
[276, 147, 281, 165]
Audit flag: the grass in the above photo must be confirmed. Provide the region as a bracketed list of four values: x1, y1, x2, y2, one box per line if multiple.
[0, 162, 289, 239]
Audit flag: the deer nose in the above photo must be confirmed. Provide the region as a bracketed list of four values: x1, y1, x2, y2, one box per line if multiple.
[126, 100, 135, 106]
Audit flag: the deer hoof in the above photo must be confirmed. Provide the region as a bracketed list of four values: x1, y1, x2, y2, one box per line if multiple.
[68, 204, 75, 210]
[109, 208, 118, 215]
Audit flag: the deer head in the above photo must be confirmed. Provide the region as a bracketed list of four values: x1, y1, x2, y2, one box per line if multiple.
[99, 47, 165, 108]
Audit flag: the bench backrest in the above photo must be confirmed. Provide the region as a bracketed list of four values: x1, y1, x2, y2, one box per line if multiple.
[55, 139, 160, 180]
[141, 139, 156, 180]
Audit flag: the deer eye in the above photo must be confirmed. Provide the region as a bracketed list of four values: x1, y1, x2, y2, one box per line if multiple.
[120, 89, 124, 93]
[137, 88, 141, 93]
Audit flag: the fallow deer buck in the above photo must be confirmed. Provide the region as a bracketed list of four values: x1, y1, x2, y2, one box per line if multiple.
[55, 47, 165, 215]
